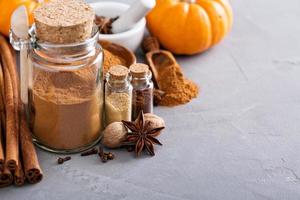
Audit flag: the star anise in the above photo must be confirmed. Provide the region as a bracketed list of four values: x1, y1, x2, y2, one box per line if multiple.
[122, 111, 164, 157]
[94, 15, 119, 34]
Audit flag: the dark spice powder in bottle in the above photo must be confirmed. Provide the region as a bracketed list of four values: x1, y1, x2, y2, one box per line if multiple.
[129, 63, 153, 120]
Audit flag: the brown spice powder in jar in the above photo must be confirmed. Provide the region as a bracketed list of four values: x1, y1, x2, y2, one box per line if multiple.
[132, 88, 153, 120]
[130, 64, 153, 120]
[30, 65, 103, 150]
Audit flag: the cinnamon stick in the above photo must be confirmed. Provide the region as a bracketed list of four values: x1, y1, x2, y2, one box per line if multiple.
[0, 35, 19, 98]
[14, 156, 25, 186]
[0, 62, 5, 171]
[0, 34, 43, 185]
[0, 61, 5, 133]
[0, 35, 19, 171]
[0, 36, 19, 123]
[0, 118, 4, 171]
[20, 109, 43, 184]
[2, 65, 18, 170]
[0, 164, 13, 188]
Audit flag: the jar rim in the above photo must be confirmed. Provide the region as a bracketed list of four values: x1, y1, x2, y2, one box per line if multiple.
[29, 24, 103, 71]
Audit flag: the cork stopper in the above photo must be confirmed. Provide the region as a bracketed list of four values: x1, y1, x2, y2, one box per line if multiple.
[108, 65, 129, 80]
[129, 63, 150, 78]
[34, 0, 95, 44]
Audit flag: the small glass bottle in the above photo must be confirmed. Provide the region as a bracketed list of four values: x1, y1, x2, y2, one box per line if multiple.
[105, 65, 132, 126]
[130, 63, 153, 120]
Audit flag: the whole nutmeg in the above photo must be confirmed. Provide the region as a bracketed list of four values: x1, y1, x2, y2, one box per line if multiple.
[102, 122, 127, 148]
[144, 113, 165, 137]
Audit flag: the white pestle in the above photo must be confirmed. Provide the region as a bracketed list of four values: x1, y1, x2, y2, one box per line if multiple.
[11, 5, 30, 105]
[112, 0, 156, 33]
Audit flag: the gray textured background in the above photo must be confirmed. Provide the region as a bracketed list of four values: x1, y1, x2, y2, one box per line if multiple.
[1, 0, 300, 199]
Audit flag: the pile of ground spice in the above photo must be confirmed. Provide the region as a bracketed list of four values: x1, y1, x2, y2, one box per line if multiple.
[153, 54, 199, 106]
[103, 49, 126, 74]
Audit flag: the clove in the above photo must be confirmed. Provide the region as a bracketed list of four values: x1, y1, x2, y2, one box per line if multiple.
[98, 146, 115, 163]
[102, 154, 108, 163]
[57, 156, 71, 164]
[81, 148, 98, 156]
[106, 152, 115, 160]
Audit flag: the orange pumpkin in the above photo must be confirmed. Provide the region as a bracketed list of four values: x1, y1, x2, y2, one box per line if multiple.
[0, 0, 44, 37]
[146, 0, 233, 55]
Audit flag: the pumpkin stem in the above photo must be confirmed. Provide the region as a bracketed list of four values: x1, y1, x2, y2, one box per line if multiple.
[181, 0, 196, 3]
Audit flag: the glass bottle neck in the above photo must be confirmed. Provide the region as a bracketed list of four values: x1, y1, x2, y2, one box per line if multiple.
[131, 72, 152, 88]
[106, 74, 132, 91]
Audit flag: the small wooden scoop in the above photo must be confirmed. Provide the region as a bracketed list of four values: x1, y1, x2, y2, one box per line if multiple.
[99, 40, 136, 67]
[142, 36, 177, 90]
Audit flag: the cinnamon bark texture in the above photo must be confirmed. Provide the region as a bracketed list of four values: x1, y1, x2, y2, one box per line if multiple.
[14, 156, 25, 186]
[0, 116, 4, 171]
[2, 65, 18, 170]
[0, 34, 42, 186]
[0, 35, 19, 115]
[0, 34, 19, 170]
[20, 110, 43, 184]
[0, 62, 4, 171]
[0, 165, 13, 188]
[0, 62, 5, 135]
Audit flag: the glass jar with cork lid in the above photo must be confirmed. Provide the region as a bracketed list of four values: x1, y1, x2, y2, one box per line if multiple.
[129, 63, 154, 120]
[10, 0, 104, 153]
[105, 65, 132, 126]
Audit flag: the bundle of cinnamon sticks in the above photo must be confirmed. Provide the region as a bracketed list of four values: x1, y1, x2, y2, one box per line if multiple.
[0, 34, 43, 188]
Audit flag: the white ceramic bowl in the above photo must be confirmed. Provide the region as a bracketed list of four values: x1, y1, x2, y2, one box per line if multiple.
[90, 2, 146, 52]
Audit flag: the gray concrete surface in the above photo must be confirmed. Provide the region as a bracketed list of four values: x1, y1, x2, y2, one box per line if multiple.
[1, 0, 300, 199]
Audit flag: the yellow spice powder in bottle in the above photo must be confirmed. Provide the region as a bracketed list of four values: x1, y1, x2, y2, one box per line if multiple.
[105, 65, 132, 126]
